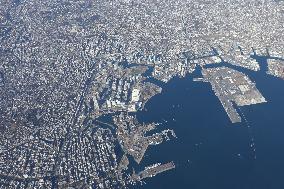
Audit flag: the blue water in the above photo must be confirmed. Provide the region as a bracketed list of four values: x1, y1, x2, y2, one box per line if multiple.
[133, 59, 284, 189]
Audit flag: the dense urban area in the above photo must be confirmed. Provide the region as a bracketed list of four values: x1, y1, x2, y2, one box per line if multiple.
[0, 0, 284, 188]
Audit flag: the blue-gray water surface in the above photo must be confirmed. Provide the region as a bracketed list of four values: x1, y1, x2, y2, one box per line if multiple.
[134, 58, 284, 189]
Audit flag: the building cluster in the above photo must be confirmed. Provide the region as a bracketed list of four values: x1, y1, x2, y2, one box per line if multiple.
[267, 59, 284, 79]
[0, 0, 283, 188]
[114, 113, 176, 164]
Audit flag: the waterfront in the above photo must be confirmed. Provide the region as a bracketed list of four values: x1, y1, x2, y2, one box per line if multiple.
[1, 0, 284, 187]
[135, 59, 284, 189]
